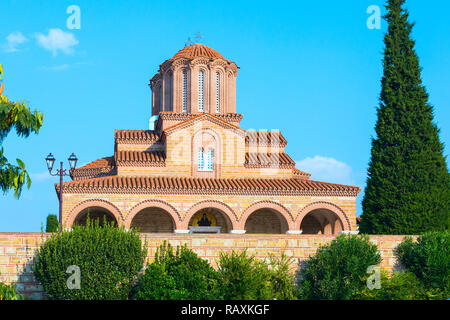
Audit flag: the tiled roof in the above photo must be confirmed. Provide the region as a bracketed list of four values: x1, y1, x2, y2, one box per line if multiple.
[115, 150, 165, 166]
[293, 168, 311, 179]
[115, 130, 160, 144]
[245, 153, 295, 168]
[245, 131, 287, 147]
[171, 44, 225, 61]
[58, 176, 360, 196]
[78, 157, 114, 169]
[70, 157, 116, 181]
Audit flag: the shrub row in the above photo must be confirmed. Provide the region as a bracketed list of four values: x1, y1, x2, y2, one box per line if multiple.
[130, 242, 298, 300]
[31, 222, 449, 300]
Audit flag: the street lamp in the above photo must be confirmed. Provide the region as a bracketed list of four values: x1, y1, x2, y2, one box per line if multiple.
[45, 153, 78, 231]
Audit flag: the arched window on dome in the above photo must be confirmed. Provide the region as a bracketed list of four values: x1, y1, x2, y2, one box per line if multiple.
[215, 72, 220, 113]
[159, 85, 163, 112]
[166, 72, 173, 111]
[182, 70, 188, 113]
[198, 70, 204, 112]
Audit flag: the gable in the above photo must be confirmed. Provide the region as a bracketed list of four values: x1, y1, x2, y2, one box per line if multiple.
[163, 113, 246, 137]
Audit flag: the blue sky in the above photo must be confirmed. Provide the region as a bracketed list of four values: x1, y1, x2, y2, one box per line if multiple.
[0, 0, 449, 231]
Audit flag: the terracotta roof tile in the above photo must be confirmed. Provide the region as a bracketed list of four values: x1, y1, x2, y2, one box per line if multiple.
[293, 168, 311, 179]
[79, 157, 114, 169]
[58, 176, 360, 196]
[115, 150, 165, 166]
[245, 131, 287, 147]
[115, 130, 160, 144]
[171, 44, 225, 61]
[70, 157, 116, 181]
[245, 152, 295, 168]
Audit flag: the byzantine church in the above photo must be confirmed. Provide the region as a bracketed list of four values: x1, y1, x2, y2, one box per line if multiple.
[59, 43, 360, 235]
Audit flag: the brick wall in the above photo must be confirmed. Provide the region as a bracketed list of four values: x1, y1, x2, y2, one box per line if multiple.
[0, 232, 411, 300]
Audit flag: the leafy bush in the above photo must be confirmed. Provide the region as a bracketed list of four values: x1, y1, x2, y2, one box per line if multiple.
[0, 282, 24, 300]
[131, 242, 220, 300]
[33, 220, 147, 300]
[356, 271, 429, 300]
[217, 250, 297, 300]
[395, 231, 450, 299]
[45, 214, 59, 232]
[297, 234, 382, 300]
[266, 253, 298, 300]
[217, 250, 271, 300]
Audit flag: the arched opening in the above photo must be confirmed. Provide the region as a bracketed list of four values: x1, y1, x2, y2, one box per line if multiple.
[300, 209, 344, 235]
[188, 208, 232, 233]
[73, 206, 118, 227]
[130, 207, 175, 233]
[244, 208, 289, 234]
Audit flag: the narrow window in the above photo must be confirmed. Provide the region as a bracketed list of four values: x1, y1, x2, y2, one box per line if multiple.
[215, 72, 220, 113]
[206, 149, 213, 171]
[182, 71, 187, 112]
[198, 70, 204, 112]
[159, 85, 163, 111]
[198, 148, 213, 171]
[168, 73, 173, 111]
[198, 148, 204, 171]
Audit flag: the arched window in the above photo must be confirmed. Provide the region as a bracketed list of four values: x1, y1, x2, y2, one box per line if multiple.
[182, 70, 187, 112]
[198, 148, 213, 171]
[167, 73, 173, 111]
[215, 72, 220, 113]
[192, 130, 219, 177]
[159, 85, 163, 111]
[198, 70, 204, 112]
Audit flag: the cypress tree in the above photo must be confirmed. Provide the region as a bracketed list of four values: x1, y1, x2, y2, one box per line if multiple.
[45, 214, 59, 233]
[360, 0, 450, 234]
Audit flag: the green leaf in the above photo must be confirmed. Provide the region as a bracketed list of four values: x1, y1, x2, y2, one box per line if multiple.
[16, 158, 25, 169]
[26, 174, 31, 189]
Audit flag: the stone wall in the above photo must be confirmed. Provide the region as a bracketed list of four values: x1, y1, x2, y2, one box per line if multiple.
[0, 232, 410, 300]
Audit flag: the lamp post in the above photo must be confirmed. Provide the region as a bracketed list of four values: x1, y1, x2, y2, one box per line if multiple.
[45, 153, 78, 232]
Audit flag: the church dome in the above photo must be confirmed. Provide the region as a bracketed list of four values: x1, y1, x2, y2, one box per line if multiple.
[170, 43, 225, 60]
[151, 43, 238, 117]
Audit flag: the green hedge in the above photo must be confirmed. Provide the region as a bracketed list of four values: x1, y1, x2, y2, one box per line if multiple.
[217, 250, 297, 300]
[395, 231, 449, 299]
[131, 245, 297, 300]
[356, 271, 429, 300]
[297, 234, 382, 300]
[33, 221, 147, 300]
[131, 242, 220, 300]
